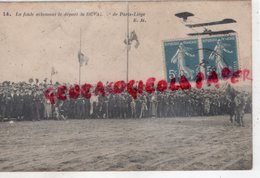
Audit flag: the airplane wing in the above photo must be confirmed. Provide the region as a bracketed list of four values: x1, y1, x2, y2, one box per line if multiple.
[187, 30, 236, 36]
[186, 18, 236, 28]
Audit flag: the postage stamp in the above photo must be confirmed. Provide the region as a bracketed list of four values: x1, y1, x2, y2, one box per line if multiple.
[163, 39, 200, 82]
[202, 34, 239, 79]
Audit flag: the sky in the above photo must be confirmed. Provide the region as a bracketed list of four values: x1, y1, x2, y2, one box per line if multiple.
[0, 1, 252, 86]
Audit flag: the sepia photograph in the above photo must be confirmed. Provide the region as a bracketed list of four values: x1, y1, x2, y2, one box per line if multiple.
[0, 0, 253, 172]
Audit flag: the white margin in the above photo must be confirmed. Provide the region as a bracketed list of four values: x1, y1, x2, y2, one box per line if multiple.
[0, 0, 259, 178]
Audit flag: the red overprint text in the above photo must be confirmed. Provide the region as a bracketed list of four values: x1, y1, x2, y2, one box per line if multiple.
[44, 68, 252, 104]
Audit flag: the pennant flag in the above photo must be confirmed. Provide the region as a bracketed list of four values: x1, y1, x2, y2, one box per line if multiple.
[78, 51, 89, 67]
[51, 67, 58, 76]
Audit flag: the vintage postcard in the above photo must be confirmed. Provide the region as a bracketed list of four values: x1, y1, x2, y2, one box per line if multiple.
[0, 0, 252, 171]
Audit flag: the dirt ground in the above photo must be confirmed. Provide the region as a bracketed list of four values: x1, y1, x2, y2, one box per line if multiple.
[0, 114, 252, 171]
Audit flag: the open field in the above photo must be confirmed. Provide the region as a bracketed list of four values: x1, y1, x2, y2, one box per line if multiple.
[0, 114, 252, 171]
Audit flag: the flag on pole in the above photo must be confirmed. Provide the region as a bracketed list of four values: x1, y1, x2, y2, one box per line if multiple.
[130, 30, 140, 48]
[51, 67, 58, 76]
[78, 51, 89, 67]
[124, 30, 140, 49]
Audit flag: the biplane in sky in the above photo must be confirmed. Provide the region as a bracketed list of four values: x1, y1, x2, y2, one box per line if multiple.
[174, 12, 237, 36]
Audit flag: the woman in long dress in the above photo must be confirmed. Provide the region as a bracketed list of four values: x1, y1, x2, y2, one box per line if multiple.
[171, 42, 195, 80]
[209, 39, 233, 76]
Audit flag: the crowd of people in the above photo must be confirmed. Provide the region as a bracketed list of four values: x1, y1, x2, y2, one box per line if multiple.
[0, 80, 252, 121]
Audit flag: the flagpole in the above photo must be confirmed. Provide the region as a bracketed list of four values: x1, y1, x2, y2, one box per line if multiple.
[126, 1, 129, 83]
[50, 67, 53, 84]
[79, 28, 82, 86]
